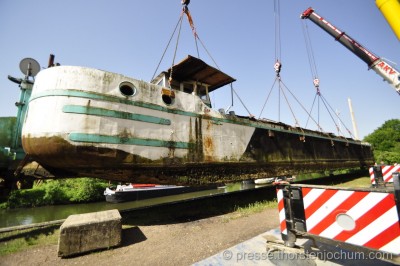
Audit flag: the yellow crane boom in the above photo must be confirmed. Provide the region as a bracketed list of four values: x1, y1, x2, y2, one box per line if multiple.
[376, 0, 400, 40]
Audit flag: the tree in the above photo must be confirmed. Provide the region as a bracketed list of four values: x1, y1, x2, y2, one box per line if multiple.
[363, 119, 400, 164]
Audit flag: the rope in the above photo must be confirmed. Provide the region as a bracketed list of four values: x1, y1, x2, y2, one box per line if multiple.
[233, 88, 253, 117]
[279, 79, 324, 132]
[305, 93, 318, 128]
[258, 77, 278, 118]
[169, 14, 184, 87]
[152, 0, 255, 119]
[301, 19, 356, 138]
[183, 6, 200, 58]
[274, 0, 281, 62]
[302, 19, 324, 130]
[230, 83, 234, 107]
[151, 14, 184, 81]
[152, 1, 196, 84]
[259, 0, 284, 121]
[197, 35, 220, 70]
[182, 4, 220, 70]
[278, 80, 281, 121]
[182, 2, 254, 115]
[280, 81, 300, 126]
[302, 20, 319, 83]
[320, 94, 355, 138]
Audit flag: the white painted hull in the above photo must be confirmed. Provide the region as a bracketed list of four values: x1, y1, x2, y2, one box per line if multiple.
[22, 66, 254, 166]
[21, 65, 374, 184]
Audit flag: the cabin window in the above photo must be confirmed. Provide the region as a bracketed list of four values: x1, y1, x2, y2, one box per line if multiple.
[119, 82, 137, 96]
[182, 82, 194, 94]
[198, 85, 211, 107]
[156, 77, 165, 87]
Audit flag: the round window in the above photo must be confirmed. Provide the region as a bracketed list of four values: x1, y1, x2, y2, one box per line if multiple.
[162, 94, 174, 105]
[119, 82, 136, 96]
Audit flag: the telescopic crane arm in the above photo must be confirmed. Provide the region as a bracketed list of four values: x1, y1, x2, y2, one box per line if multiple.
[301, 7, 400, 95]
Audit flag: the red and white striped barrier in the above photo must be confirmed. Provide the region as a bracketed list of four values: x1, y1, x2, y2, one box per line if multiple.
[276, 181, 400, 256]
[370, 165, 400, 184]
[302, 187, 400, 254]
[277, 188, 287, 236]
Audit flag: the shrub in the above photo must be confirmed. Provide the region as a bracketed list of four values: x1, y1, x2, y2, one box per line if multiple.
[5, 178, 108, 208]
[7, 189, 46, 208]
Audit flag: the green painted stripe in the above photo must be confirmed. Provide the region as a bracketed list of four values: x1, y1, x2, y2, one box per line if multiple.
[69, 133, 190, 149]
[32, 89, 363, 146]
[31, 89, 198, 117]
[63, 105, 171, 125]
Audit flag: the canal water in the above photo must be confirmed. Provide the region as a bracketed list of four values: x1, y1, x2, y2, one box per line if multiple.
[0, 182, 268, 228]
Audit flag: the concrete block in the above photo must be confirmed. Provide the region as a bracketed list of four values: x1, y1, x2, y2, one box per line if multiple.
[58, 209, 121, 257]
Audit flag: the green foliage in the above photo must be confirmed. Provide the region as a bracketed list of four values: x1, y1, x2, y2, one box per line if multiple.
[62, 178, 107, 203]
[6, 189, 46, 208]
[5, 178, 108, 208]
[0, 226, 59, 256]
[234, 200, 277, 216]
[364, 119, 400, 164]
[373, 150, 400, 165]
[42, 180, 68, 205]
[332, 176, 371, 188]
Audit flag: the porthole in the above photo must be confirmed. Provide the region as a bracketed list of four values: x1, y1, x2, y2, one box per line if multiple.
[161, 89, 175, 105]
[162, 94, 174, 105]
[119, 82, 137, 97]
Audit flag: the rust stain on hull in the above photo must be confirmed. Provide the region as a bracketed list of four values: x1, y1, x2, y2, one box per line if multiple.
[204, 136, 214, 161]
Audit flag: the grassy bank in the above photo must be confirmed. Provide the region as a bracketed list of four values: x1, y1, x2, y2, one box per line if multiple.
[332, 176, 371, 188]
[0, 225, 60, 255]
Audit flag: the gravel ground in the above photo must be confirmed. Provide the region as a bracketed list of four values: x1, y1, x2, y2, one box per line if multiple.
[0, 207, 279, 266]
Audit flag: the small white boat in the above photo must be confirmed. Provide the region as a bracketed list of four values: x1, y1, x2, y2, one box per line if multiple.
[104, 183, 203, 203]
[254, 178, 275, 184]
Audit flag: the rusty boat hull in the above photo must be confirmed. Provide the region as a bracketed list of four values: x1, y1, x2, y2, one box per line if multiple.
[21, 57, 374, 185]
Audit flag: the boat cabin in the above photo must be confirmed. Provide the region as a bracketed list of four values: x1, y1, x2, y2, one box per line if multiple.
[151, 55, 236, 107]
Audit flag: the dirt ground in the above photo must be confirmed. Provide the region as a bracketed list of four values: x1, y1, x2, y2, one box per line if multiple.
[0, 207, 279, 266]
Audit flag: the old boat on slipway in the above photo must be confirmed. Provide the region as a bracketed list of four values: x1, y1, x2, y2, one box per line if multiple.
[20, 55, 374, 185]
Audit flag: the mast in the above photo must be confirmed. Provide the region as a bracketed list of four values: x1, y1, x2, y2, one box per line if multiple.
[347, 98, 359, 140]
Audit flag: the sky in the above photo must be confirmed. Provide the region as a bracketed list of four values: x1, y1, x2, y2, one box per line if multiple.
[0, 0, 399, 140]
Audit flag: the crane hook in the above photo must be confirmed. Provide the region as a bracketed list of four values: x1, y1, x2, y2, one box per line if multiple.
[182, 0, 190, 12]
[274, 60, 282, 76]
